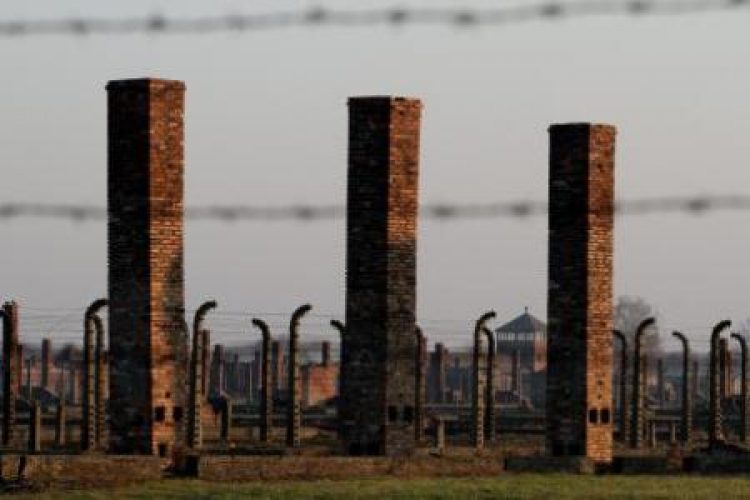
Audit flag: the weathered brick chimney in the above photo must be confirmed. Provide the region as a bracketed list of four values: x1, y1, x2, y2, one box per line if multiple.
[107, 78, 188, 456]
[546, 123, 616, 464]
[342, 96, 422, 456]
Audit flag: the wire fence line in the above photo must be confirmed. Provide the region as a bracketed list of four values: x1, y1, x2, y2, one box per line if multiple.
[2, 195, 750, 222]
[0, 0, 748, 37]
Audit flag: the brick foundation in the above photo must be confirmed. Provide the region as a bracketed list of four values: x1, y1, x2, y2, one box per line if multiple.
[0, 455, 162, 487]
[186, 454, 504, 481]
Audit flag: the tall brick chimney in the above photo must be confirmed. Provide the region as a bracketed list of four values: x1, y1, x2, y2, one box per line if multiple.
[107, 78, 188, 456]
[342, 96, 422, 456]
[546, 123, 616, 464]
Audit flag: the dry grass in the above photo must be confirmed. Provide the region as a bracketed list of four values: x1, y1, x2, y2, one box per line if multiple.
[10, 474, 750, 499]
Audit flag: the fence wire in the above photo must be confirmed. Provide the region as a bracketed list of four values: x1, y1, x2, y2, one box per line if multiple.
[1, 0, 749, 37]
[2, 195, 750, 222]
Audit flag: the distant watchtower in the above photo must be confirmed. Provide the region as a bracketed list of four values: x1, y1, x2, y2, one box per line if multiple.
[495, 308, 547, 407]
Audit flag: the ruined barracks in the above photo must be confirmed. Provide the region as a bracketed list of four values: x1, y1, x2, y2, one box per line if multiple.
[2, 77, 622, 469]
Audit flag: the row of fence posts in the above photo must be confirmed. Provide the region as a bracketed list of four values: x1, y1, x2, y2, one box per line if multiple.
[617, 318, 750, 451]
[0, 301, 532, 455]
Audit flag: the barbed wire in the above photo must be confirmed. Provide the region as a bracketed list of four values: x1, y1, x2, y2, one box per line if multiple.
[2, 195, 750, 223]
[0, 0, 748, 37]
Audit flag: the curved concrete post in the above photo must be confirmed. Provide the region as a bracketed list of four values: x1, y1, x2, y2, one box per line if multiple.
[330, 319, 346, 438]
[710, 320, 731, 449]
[252, 318, 273, 444]
[193, 301, 218, 341]
[287, 304, 312, 448]
[187, 300, 217, 450]
[82, 298, 107, 452]
[1, 301, 19, 447]
[29, 400, 41, 452]
[472, 311, 496, 450]
[483, 326, 496, 444]
[629, 317, 655, 449]
[414, 326, 426, 443]
[92, 315, 108, 450]
[672, 331, 692, 446]
[55, 399, 67, 448]
[731, 332, 749, 444]
[613, 330, 629, 443]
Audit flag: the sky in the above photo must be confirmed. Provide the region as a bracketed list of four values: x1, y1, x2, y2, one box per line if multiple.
[1, 0, 749, 350]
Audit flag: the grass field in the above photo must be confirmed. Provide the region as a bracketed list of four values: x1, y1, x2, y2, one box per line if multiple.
[10, 475, 750, 499]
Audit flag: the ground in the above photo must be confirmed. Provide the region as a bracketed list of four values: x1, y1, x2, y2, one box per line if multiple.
[9, 475, 750, 499]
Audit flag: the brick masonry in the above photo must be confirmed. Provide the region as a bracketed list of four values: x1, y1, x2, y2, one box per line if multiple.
[546, 123, 616, 463]
[342, 96, 422, 456]
[188, 455, 505, 481]
[0, 455, 163, 487]
[107, 78, 188, 455]
[301, 363, 338, 408]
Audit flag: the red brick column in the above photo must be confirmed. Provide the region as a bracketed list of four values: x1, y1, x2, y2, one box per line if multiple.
[342, 96, 422, 456]
[546, 123, 616, 463]
[107, 78, 187, 456]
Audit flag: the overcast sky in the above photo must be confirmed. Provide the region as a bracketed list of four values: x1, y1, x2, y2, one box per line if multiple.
[1, 0, 749, 349]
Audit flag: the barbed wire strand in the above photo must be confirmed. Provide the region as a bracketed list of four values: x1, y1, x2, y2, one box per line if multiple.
[2, 195, 750, 222]
[1, 0, 749, 37]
